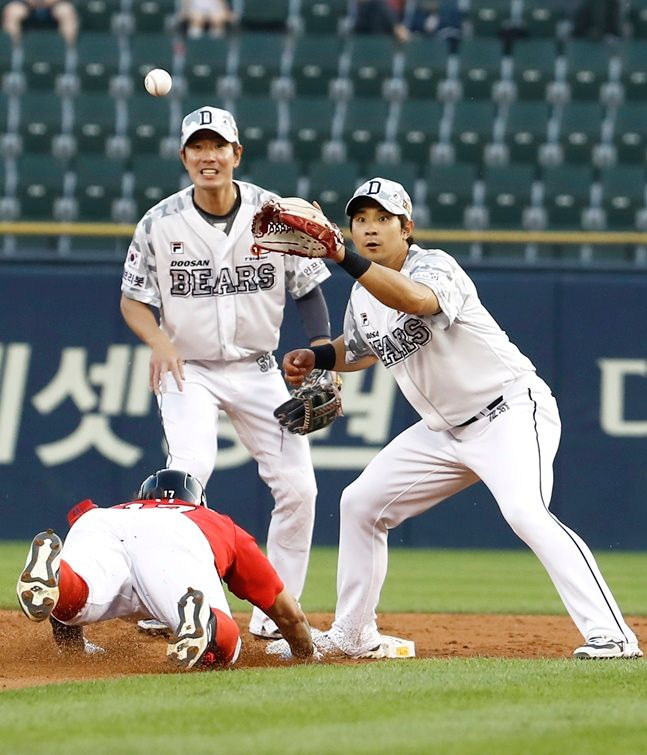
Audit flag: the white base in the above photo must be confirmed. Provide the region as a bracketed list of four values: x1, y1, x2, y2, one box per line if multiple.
[380, 635, 416, 658]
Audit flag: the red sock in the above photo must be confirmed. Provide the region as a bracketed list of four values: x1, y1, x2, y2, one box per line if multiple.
[203, 608, 241, 667]
[52, 560, 89, 622]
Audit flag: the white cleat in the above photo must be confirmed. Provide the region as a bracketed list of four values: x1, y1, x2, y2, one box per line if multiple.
[16, 530, 62, 622]
[167, 588, 215, 669]
[573, 636, 644, 659]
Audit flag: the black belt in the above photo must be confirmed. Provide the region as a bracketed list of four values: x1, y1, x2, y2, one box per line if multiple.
[456, 396, 503, 427]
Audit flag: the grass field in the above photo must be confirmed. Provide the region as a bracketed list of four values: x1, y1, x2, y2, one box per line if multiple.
[2, 543, 647, 753]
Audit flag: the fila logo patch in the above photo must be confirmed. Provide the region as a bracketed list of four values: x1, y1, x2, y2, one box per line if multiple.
[171, 241, 184, 254]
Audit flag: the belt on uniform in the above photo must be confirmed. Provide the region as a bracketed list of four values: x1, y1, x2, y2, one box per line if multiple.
[456, 396, 503, 427]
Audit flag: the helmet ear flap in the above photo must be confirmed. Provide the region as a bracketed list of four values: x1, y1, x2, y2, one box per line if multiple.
[137, 470, 207, 507]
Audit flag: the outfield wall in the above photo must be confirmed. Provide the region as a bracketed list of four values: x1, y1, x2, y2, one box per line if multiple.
[1, 263, 646, 549]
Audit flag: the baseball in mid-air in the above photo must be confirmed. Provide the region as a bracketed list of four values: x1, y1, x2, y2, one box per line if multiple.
[144, 68, 173, 97]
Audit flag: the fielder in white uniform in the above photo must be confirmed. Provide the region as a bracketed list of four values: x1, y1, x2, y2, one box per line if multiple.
[279, 178, 642, 660]
[120, 106, 331, 639]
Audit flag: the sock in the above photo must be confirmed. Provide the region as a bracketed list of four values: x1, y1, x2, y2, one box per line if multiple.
[52, 560, 89, 622]
[203, 608, 241, 666]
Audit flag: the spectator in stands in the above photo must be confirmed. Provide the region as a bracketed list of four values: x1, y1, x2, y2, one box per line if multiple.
[408, 0, 463, 53]
[351, 0, 411, 43]
[570, 0, 620, 39]
[2, 0, 78, 46]
[179, 0, 235, 38]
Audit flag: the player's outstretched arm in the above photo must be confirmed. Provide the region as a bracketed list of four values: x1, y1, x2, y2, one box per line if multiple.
[120, 295, 185, 394]
[282, 336, 377, 387]
[264, 588, 314, 659]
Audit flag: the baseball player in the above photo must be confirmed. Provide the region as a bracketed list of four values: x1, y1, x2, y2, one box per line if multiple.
[16, 469, 314, 668]
[276, 177, 642, 660]
[119, 106, 332, 639]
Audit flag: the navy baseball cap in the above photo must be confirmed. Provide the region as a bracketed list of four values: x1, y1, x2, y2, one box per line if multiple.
[345, 177, 413, 220]
[180, 106, 239, 148]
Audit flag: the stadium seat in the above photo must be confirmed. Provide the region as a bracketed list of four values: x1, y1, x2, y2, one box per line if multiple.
[619, 39, 647, 101]
[15, 154, 67, 220]
[424, 162, 476, 227]
[236, 32, 286, 94]
[342, 98, 390, 166]
[564, 39, 613, 101]
[541, 164, 593, 228]
[557, 102, 604, 164]
[77, 0, 119, 32]
[21, 31, 67, 89]
[129, 34, 174, 84]
[307, 160, 360, 226]
[76, 32, 120, 92]
[467, 0, 512, 36]
[458, 38, 504, 100]
[482, 164, 536, 227]
[346, 36, 397, 98]
[400, 37, 448, 100]
[511, 39, 558, 100]
[287, 96, 336, 162]
[290, 34, 343, 96]
[363, 161, 418, 191]
[72, 93, 118, 153]
[183, 36, 230, 94]
[612, 102, 647, 164]
[299, 0, 349, 34]
[130, 0, 177, 33]
[0, 30, 13, 78]
[519, 0, 564, 37]
[503, 101, 551, 163]
[599, 165, 646, 229]
[243, 158, 300, 196]
[230, 96, 279, 160]
[396, 100, 444, 164]
[240, 0, 291, 31]
[127, 94, 172, 154]
[18, 92, 63, 153]
[131, 155, 184, 216]
[451, 101, 497, 164]
[628, 0, 647, 38]
[74, 155, 126, 220]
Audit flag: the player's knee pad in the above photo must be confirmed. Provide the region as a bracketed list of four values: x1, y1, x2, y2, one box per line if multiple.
[203, 609, 241, 667]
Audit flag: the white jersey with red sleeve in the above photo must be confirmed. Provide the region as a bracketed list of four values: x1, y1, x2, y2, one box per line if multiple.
[343, 245, 536, 430]
[120, 180, 330, 361]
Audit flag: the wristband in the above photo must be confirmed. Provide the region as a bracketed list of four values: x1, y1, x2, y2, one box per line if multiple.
[338, 250, 371, 279]
[310, 344, 336, 370]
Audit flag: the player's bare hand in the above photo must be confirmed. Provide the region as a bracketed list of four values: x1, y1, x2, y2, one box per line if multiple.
[282, 349, 315, 386]
[149, 340, 185, 394]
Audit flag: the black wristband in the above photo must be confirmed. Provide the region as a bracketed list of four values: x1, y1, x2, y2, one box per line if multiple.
[338, 250, 371, 279]
[310, 344, 337, 370]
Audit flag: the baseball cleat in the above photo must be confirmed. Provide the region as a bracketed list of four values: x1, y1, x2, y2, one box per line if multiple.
[137, 618, 171, 637]
[266, 628, 388, 660]
[17, 530, 62, 622]
[167, 588, 216, 669]
[249, 618, 282, 641]
[573, 636, 644, 659]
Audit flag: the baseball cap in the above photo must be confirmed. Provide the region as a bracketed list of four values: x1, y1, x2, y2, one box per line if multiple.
[180, 106, 239, 148]
[345, 177, 413, 221]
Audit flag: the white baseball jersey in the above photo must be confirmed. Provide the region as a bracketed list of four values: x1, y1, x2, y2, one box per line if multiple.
[121, 181, 330, 361]
[343, 244, 536, 429]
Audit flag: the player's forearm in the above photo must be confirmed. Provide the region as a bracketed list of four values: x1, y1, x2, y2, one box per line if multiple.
[330, 335, 375, 372]
[265, 589, 314, 659]
[119, 295, 169, 349]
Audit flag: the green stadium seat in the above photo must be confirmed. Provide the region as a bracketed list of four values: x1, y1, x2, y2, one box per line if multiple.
[236, 32, 286, 94]
[243, 158, 300, 196]
[503, 101, 551, 163]
[77, 0, 119, 32]
[400, 37, 448, 100]
[19, 93, 63, 153]
[557, 102, 604, 164]
[131, 155, 184, 216]
[619, 39, 647, 101]
[451, 101, 496, 164]
[15, 154, 67, 220]
[629, 0, 647, 38]
[74, 155, 125, 220]
[458, 38, 503, 100]
[76, 32, 120, 92]
[72, 93, 117, 153]
[240, 0, 291, 30]
[511, 39, 557, 100]
[307, 160, 360, 227]
[482, 164, 535, 227]
[612, 102, 647, 164]
[291, 34, 342, 96]
[424, 163, 476, 228]
[21, 31, 67, 89]
[0, 30, 13, 77]
[231, 96, 279, 160]
[364, 161, 418, 191]
[519, 1, 564, 37]
[287, 96, 335, 163]
[396, 100, 444, 164]
[599, 165, 646, 229]
[342, 98, 389, 166]
[129, 34, 174, 83]
[541, 164, 593, 228]
[564, 40, 613, 101]
[183, 36, 230, 94]
[130, 0, 176, 33]
[346, 36, 397, 98]
[468, 0, 512, 36]
[299, 0, 349, 34]
[127, 95, 172, 154]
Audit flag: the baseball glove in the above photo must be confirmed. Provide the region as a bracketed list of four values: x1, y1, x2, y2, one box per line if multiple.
[274, 369, 343, 435]
[251, 197, 345, 259]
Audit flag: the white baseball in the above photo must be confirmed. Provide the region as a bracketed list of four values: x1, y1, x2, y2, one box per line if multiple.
[144, 68, 172, 97]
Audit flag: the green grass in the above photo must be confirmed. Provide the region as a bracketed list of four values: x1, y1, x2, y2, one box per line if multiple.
[3, 542, 647, 753]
